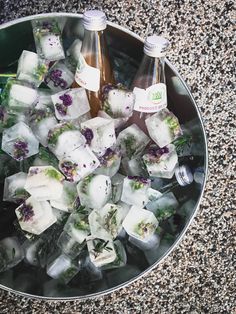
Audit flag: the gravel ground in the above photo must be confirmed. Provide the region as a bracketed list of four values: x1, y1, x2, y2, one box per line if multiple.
[0, 0, 235, 313]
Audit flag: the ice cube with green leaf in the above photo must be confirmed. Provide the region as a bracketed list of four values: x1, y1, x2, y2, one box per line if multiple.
[87, 237, 116, 268]
[145, 108, 182, 148]
[116, 124, 150, 159]
[121, 176, 151, 207]
[24, 166, 64, 201]
[77, 174, 112, 209]
[3, 172, 29, 203]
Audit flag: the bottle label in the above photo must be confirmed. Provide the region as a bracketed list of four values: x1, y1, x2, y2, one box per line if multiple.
[133, 83, 167, 113]
[74, 54, 100, 92]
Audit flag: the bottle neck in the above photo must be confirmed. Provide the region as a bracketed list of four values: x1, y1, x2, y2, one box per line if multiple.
[81, 29, 108, 65]
[131, 54, 166, 89]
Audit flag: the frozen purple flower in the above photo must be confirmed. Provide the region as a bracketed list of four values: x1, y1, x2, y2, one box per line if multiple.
[148, 146, 169, 157]
[59, 94, 72, 107]
[98, 148, 118, 166]
[60, 161, 78, 182]
[29, 168, 39, 176]
[13, 140, 29, 161]
[18, 202, 34, 222]
[82, 128, 94, 145]
[55, 103, 67, 116]
[127, 176, 149, 185]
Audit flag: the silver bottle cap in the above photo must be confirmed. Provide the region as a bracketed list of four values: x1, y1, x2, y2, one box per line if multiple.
[83, 10, 107, 31]
[144, 35, 169, 58]
[175, 165, 193, 186]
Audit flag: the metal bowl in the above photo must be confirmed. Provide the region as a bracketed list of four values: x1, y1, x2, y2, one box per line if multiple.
[0, 13, 208, 300]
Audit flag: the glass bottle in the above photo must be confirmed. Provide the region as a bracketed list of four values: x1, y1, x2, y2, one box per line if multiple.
[128, 35, 169, 133]
[73, 10, 115, 117]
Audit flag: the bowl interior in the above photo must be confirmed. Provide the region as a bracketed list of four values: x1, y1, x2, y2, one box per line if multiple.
[0, 14, 207, 300]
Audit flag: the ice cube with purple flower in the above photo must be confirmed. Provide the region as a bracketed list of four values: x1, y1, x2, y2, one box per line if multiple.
[44, 60, 74, 92]
[51, 87, 90, 120]
[145, 108, 182, 148]
[32, 19, 65, 61]
[94, 148, 121, 177]
[15, 196, 57, 235]
[1, 122, 39, 161]
[59, 144, 100, 182]
[81, 117, 116, 155]
[142, 144, 178, 178]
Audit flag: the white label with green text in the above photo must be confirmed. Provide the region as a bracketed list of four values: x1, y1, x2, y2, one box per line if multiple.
[133, 83, 167, 113]
[74, 54, 100, 92]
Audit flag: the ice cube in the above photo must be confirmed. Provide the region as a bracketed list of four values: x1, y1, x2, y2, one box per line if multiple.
[51, 87, 90, 120]
[63, 210, 90, 244]
[15, 196, 57, 235]
[89, 203, 130, 240]
[36, 89, 54, 109]
[81, 117, 116, 154]
[50, 181, 77, 212]
[102, 86, 135, 118]
[3, 80, 38, 111]
[47, 253, 79, 284]
[66, 39, 82, 61]
[111, 173, 125, 203]
[3, 172, 29, 203]
[121, 176, 151, 207]
[47, 122, 86, 159]
[145, 188, 162, 211]
[77, 174, 112, 209]
[121, 156, 146, 176]
[102, 240, 127, 270]
[122, 206, 159, 242]
[77, 251, 103, 283]
[143, 144, 178, 179]
[94, 148, 121, 177]
[44, 60, 74, 92]
[1, 122, 39, 161]
[24, 166, 64, 201]
[29, 107, 57, 147]
[87, 237, 116, 268]
[32, 19, 65, 61]
[116, 124, 150, 159]
[0, 237, 24, 272]
[148, 192, 178, 221]
[59, 145, 100, 182]
[69, 111, 92, 128]
[145, 108, 182, 148]
[23, 238, 44, 266]
[17, 50, 48, 87]
[57, 231, 85, 259]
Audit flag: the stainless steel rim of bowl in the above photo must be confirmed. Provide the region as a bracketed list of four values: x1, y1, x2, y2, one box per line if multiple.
[0, 12, 208, 301]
